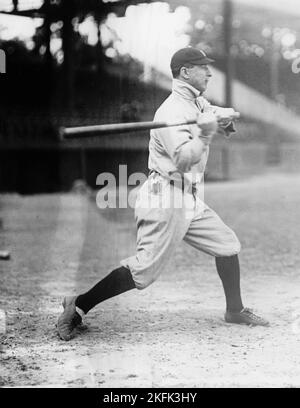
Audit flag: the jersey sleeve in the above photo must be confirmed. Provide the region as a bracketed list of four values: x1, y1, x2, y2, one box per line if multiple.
[153, 108, 207, 173]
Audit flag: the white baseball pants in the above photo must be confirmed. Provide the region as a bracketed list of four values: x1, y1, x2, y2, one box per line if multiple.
[121, 173, 241, 289]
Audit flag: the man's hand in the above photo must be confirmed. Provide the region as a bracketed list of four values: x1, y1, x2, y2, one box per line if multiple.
[213, 107, 240, 126]
[196, 112, 218, 138]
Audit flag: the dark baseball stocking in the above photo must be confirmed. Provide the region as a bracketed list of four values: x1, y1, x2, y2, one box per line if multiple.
[75, 266, 136, 314]
[215, 255, 244, 313]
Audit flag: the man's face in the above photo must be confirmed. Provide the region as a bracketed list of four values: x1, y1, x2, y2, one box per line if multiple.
[185, 64, 212, 93]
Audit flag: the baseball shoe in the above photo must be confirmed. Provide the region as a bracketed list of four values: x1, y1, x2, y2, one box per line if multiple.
[224, 307, 269, 327]
[57, 296, 82, 341]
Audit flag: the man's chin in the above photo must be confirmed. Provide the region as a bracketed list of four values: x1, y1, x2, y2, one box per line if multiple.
[199, 85, 207, 93]
[193, 85, 205, 93]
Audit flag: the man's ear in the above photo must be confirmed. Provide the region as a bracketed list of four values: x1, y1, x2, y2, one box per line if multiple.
[180, 66, 189, 80]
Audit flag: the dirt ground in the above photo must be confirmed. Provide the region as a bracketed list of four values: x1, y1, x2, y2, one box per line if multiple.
[1, 171, 300, 388]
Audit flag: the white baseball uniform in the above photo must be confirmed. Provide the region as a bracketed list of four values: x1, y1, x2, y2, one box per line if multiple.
[121, 79, 240, 290]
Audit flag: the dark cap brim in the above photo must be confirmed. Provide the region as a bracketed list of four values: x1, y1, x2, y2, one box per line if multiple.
[193, 57, 215, 65]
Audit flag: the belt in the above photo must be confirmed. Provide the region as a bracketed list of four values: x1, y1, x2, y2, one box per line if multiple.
[148, 170, 197, 196]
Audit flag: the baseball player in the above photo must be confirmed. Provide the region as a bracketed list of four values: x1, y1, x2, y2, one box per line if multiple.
[57, 47, 269, 341]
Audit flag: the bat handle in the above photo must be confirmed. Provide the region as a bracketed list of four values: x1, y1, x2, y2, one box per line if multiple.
[216, 111, 240, 123]
[58, 127, 66, 141]
[231, 112, 240, 120]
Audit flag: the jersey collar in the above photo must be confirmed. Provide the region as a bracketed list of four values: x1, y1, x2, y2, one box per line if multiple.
[172, 78, 202, 100]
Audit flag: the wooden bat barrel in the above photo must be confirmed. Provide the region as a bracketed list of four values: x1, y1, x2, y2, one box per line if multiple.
[60, 119, 197, 140]
[59, 112, 240, 140]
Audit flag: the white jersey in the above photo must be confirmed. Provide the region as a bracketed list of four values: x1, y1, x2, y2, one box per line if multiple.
[148, 79, 235, 190]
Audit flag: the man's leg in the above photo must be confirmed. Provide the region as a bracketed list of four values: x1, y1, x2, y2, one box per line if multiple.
[76, 266, 135, 313]
[57, 266, 135, 340]
[216, 254, 269, 326]
[215, 254, 243, 313]
[184, 206, 269, 326]
[57, 179, 190, 340]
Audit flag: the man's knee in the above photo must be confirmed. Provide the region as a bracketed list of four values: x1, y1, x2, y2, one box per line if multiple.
[235, 239, 241, 254]
[121, 258, 162, 290]
[228, 237, 241, 256]
[215, 234, 241, 257]
[133, 275, 156, 290]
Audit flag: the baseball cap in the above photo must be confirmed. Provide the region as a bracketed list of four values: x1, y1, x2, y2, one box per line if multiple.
[170, 47, 215, 71]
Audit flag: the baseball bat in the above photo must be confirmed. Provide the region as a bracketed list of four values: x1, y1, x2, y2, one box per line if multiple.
[60, 112, 240, 140]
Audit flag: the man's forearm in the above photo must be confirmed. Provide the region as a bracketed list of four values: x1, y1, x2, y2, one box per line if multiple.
[173, 130, 210, 173]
